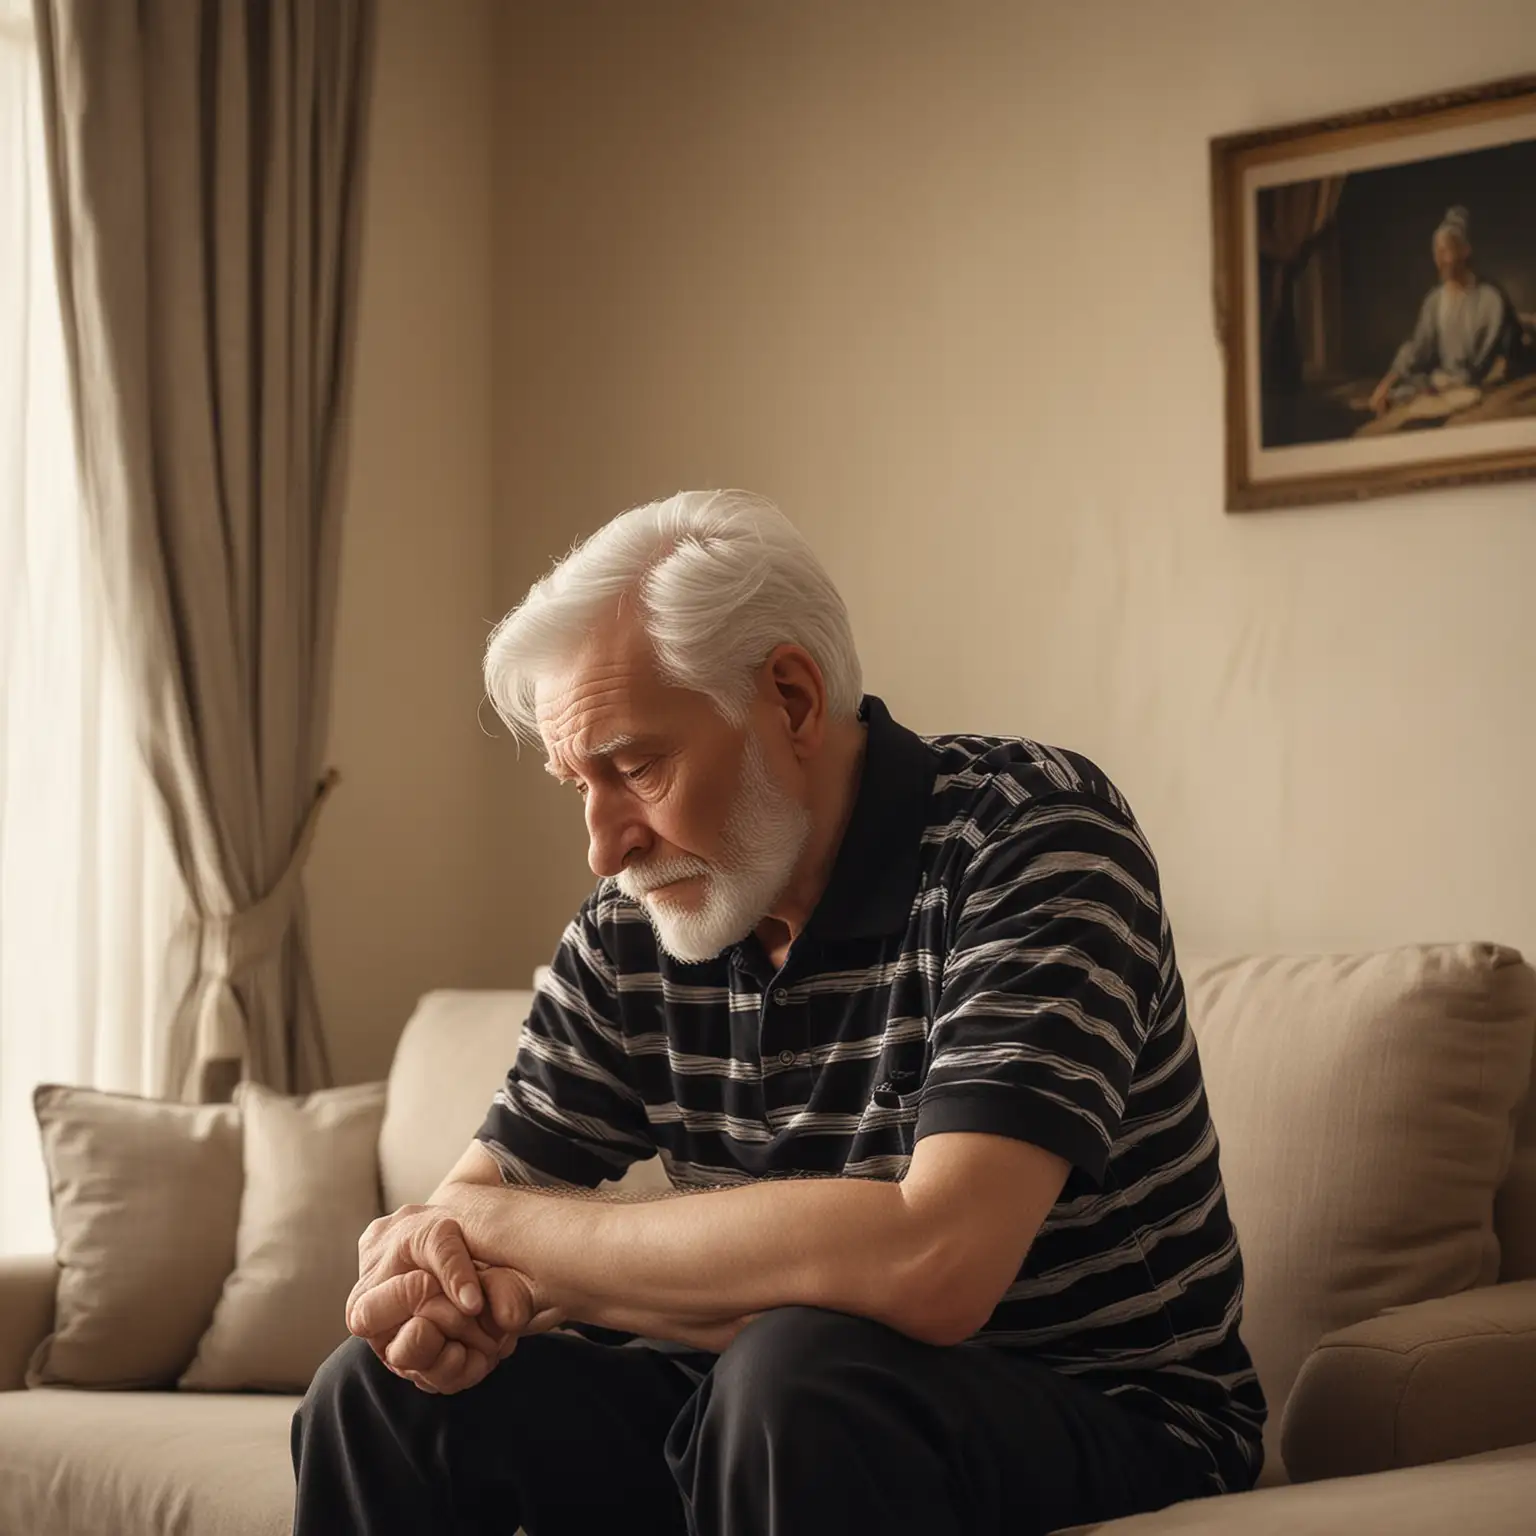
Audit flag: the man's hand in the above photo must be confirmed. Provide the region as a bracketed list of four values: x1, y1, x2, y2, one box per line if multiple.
[351, 1203, 487, 1324]
[347, 1203, 567, 1395]
[357, 1268, 509, 1394]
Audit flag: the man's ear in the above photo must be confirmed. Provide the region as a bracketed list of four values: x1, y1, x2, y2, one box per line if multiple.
[760, 644, 827, 761]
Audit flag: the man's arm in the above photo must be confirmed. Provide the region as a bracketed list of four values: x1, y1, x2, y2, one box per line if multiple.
[426, 1144, 762, 1345]
[434, 1131, 1068, 1350]
[353, 1141, 767, 1362]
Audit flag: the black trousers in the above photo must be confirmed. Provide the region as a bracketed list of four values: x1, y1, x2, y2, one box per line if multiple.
[291, 1306, 1219, 1536]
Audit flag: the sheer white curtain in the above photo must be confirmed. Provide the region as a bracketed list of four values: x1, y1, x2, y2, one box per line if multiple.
[0, 0, 182, 1255]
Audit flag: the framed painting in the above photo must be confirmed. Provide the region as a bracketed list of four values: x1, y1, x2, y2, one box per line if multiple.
[1211, 75, 1536, 511]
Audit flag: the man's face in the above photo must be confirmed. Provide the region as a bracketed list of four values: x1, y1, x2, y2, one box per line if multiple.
[1434, 230, 1469, 282]
[536, 613, 810, 962]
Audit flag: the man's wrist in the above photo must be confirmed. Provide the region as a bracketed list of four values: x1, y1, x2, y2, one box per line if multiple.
[443, 1180, 600, 1323]
[442, 1181, 519, 1269]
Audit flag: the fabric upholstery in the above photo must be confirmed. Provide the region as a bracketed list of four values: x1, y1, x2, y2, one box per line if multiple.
[1180, 943, 1536, 1480]
[0, 1387, 297, 1536]
[1280, 1279, 1536, 1482]
[378, 989, 671, 1209]
[0, 1255, 57, 1393]
[0, 1395, 1530, 1536]
[181, 1081, 387, 1392]
[379, 990, 538, 1209]
[1061, 1440, 1536, 1534]
[1495, 1066, 1536, 1281]
[28, 1085, 242, 1388]
[1, 1393, 1530, 1536]
[32, 0, 375, 1102]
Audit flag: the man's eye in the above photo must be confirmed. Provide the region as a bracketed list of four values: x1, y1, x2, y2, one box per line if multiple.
[623, 761, 655, 783]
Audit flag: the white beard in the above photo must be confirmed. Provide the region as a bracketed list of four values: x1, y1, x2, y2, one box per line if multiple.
[615, 731, 811, 964]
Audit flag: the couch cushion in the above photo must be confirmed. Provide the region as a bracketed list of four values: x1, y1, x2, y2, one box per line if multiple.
[378, 988, 671, 1208]
[379, 990, 539, 1209]
[1182, 943, 1536, 1482]
[0, 1387, 297, 1536]
[1065, 1440, 1536, 1535]
[1278, 1278, 1536, 1483]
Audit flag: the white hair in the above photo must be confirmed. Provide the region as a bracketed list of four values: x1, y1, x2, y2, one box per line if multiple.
[1435, 205, 1471, 250]
[484, 490, 863, 743]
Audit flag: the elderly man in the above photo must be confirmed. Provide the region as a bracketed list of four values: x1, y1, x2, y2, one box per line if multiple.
[292, 490, 1266, 1535]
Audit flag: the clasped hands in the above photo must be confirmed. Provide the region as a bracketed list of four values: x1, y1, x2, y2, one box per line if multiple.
[345, 1204, 565, 1396]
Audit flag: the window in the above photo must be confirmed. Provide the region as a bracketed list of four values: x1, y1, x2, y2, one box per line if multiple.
[0, 0, 182, 1254]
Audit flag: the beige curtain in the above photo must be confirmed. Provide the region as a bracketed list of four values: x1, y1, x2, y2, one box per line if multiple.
[33, 0, 375, 1102]
[1257, 175, 1347, 382]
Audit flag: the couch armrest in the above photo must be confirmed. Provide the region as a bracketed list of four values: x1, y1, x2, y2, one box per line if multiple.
[0, 1254, 57, 1391]
[1281, 1280, 1536, 1482]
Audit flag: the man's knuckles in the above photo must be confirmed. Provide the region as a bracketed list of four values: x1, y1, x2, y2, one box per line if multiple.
[350, 1267, 438, 1336]
[429, 1339, 469, 1386]
[360, 1204, 415, 1244]
[414, 1292, 505, 1356]
[385, 1314, 445, 1373]
[359, 1204, 436, 1265]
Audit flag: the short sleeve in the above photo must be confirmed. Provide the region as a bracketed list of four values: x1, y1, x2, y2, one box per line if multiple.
[917, 795, 1165, 1185]
[475, 894, 657, 1189]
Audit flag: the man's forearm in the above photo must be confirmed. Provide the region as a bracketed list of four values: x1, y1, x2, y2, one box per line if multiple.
[435, 1175, 951, 1344]
[563, 1305, 760, 1353]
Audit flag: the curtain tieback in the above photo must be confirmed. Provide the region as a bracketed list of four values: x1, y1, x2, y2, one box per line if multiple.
[198, 768, 341, 981]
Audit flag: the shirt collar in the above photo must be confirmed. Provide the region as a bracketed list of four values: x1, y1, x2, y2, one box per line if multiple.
[803, 694, 938, 943]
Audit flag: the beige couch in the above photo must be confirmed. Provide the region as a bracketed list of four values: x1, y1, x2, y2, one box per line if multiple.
[3, 943, 1536, 1535]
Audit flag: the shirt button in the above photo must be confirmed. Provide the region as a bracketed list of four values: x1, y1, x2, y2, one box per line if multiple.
[772, 987, 790, 1006]
[777, 1049, 796, 1066]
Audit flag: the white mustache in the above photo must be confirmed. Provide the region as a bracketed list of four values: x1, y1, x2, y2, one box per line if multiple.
[617, 857, 714, 899]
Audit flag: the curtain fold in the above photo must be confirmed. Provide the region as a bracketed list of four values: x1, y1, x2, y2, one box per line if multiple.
[1256, 175, 1347, 389]
[33, 0, 376, 1101]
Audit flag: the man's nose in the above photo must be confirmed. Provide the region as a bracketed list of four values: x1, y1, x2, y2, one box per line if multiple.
[585, 785, 648, 878]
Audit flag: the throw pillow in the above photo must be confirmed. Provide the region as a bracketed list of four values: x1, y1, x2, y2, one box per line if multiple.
[28, 1085, 243, 1388]
[180, 1080, 386, 1392]
[1182, 942, 1536, 1480]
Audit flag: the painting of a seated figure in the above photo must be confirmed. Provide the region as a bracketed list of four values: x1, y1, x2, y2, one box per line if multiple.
[1256, 139, 1536, 452]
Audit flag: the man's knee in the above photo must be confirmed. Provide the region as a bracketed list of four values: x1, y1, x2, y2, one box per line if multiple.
[304, 1334, 384, 1408]
[706, 1306, 890, 1428]
[294, 1333, 411, 1450]
[667, 1307, 942, 1528]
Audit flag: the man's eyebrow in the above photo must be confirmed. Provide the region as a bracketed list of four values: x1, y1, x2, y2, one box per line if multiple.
[588, 732, 640, 758]
[542, 733, 647, 780]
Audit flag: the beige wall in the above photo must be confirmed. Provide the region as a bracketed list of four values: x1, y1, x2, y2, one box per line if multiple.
[490, 0, 1536, 979]
[308, 0, 502, 1085]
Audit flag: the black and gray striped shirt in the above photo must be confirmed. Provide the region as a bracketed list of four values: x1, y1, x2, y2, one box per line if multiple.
[478, 695, 1267, 1491]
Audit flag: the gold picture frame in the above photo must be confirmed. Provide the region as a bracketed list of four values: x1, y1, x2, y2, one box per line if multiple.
[1211, 75, 1536, 512]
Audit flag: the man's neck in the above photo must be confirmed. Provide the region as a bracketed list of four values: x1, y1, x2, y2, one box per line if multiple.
[755, 718, 869, 967]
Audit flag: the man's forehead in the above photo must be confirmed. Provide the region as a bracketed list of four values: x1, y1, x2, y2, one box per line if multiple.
[535, 669, 683, 780]
[535, 658, 653, 746]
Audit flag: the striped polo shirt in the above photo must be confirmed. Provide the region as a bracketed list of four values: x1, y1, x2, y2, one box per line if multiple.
[477, 695, 1268, 1492]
